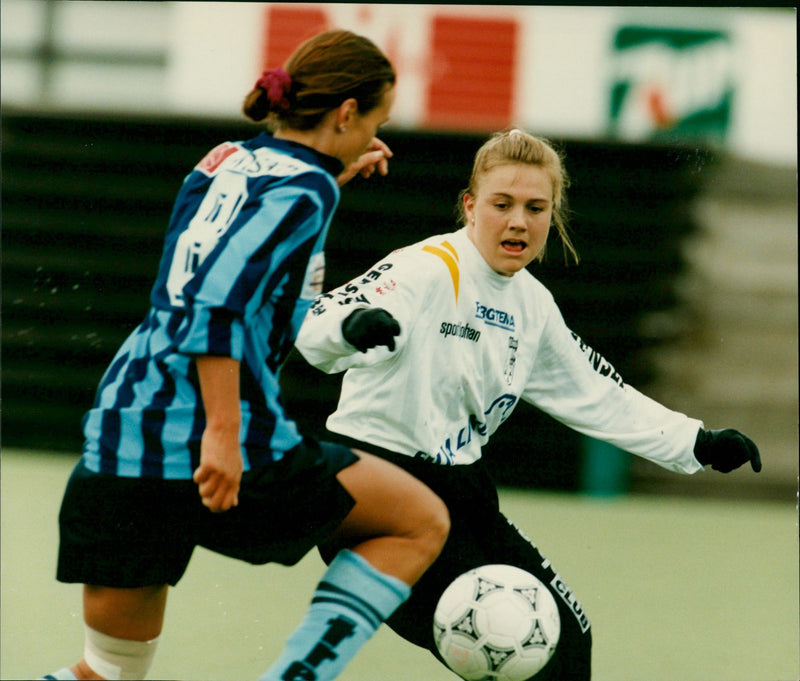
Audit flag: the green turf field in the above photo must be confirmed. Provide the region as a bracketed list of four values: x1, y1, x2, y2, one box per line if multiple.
[2, 449, 797, 681]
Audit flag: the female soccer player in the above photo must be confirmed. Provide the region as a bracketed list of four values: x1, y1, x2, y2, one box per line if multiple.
[41, 30, 449, 681]
[295, 128, 762, 680]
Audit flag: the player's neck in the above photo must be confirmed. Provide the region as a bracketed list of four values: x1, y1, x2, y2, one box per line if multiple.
[274, 127, 336, 160]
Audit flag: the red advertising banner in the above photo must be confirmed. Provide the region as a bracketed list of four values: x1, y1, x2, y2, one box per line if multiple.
[425, 15, 517, 130]
[261, 4, 518, 131]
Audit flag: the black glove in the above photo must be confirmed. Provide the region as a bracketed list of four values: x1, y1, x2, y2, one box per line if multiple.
[342, 308, 401, 353]
[694, 428, 762, 473]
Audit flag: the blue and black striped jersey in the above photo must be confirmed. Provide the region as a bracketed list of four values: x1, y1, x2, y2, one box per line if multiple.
[81, 134, 343, 479]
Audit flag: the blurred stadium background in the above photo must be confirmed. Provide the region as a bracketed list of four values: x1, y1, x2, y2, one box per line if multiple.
[1, 3, 797, 680]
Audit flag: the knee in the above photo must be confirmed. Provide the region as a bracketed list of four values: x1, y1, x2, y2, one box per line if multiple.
[415, 492, 450, 564]
[83, 584, 167, 640]
[347, 450, 451, 561]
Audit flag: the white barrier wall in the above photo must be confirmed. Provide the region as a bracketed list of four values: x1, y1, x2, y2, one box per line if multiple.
[1, 2, 796, 166]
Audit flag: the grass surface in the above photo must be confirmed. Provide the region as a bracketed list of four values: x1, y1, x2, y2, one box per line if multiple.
[2, 449, 797, 680]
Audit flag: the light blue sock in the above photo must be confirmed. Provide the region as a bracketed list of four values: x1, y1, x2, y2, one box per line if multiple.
[38, 668, 78, 680]
[260, 550, 411, 681]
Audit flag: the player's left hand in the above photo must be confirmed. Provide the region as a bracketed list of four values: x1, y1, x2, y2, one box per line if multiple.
[337, 137, 393, 186]
[693, 428, 762, 473]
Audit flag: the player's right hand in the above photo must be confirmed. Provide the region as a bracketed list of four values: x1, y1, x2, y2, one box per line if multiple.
[693, 428, 762, 473]
[342, 307, 401, 353]
[193, 428, 243, 512]
[336, 137, 393, 186]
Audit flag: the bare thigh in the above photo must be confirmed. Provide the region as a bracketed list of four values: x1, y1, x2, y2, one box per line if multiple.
[326, 450, 450, 584]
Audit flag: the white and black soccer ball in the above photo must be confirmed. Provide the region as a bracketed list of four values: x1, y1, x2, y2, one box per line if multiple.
[433, 564, 560, 681]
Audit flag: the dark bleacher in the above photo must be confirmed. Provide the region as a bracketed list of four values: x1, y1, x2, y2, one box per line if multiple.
[1, 111, 709, 488]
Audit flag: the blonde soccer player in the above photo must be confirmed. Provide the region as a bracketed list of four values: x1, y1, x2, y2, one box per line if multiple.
[296, 128, 761, 680]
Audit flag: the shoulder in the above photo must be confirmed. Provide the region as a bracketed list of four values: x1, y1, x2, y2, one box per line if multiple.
[516, 267, 555, 300]
[194, 137, 339, 198]
[507, 268, 560, 329]
[373, 232, 459, 269]
[418, 233, 462, 262]
[348, 233, 462, 304]
[416, 234, 462, 275]
[396, 233, 464, 288]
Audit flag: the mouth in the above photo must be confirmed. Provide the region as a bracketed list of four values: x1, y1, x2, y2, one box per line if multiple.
[501, 239, 527, 254]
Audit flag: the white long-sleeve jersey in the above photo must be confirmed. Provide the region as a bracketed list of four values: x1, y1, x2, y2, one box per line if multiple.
[296, 227, 704, 473]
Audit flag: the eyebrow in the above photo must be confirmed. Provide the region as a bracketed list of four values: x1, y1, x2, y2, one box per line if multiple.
[489, 192, 549, 202]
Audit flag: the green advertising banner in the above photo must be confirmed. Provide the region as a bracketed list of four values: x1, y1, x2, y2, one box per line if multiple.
[609, 25, 734, 144]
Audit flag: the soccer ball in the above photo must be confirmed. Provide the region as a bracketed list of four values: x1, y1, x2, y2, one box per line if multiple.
[433, 564, 560, 681]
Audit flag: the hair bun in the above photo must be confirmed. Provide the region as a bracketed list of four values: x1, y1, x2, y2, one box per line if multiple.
[256, 68, 292, 111]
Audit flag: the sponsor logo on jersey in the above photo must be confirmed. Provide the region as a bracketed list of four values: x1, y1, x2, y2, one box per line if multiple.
[503, 336, 518, 385]
[195, 143, 317, 179]
[375, 279, 397, 295]
[439, 321, 481, 343]
[242, 147, 316, 177]
[195, 142, 240, 175]
[309, 263, 394, 316]
[570, 331, 625, 388]
[423, 393, 518, 465]
[475, 301, 515, 331]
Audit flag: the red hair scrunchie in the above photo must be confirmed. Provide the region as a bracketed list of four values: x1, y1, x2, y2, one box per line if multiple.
[256, 68, 292, 111]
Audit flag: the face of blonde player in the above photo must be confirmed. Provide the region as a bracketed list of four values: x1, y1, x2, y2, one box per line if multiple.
[463, 162, 553, 277]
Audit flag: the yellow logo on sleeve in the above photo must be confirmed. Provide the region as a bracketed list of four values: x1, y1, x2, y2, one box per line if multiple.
[422, 240, 460, 302]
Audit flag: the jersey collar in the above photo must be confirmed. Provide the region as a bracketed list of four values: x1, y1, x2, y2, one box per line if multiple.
[254, 133, 345, 178]
[455, 227, 520, 289]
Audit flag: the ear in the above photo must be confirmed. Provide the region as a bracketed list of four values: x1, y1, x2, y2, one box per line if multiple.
[463, 193, 475, 224]
[336, 98, 359, 129]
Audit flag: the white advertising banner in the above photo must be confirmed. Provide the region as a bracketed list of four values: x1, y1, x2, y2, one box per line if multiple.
[2, 2, 795, 165]
[165, 3, 796, 165]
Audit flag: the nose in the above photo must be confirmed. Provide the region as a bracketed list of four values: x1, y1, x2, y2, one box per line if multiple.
[508, 206, 526, 230]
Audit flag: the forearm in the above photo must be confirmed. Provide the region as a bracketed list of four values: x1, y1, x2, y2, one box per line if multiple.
[527, 308, 704, 473]
[297, 254, 423, 371]
[296, 306, 361, 373]
[195, 355, 241, 433]
[193, 355, 243, 511]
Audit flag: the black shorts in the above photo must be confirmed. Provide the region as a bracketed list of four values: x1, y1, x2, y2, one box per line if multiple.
[326, 436, 593, 681]
[57, 437, 358, 588]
